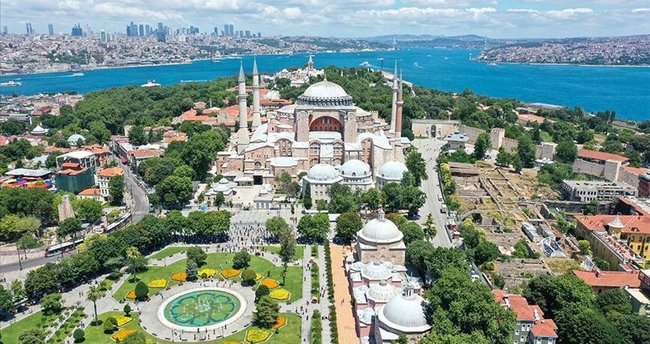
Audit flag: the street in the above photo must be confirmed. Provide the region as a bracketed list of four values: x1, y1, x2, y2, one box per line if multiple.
[121, 162, 150, 222]
[414, 138, 452, 248]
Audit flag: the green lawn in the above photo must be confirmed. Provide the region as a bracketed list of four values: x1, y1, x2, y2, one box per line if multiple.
[540, 131, 553, 142]
[263, 245, 305, 261]
[148, 246, 191, 260]
[114, 252, 303, 302]
[0, 311, 54, 344]
[85, 311, 301, 344]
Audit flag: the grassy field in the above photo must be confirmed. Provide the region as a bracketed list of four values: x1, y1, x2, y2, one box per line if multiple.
[85, 311, 301, 344]
[114, 252, 303, 302]
[1, 311, 52, 344]
[148, 246, 191, 260]
[263, 245, 305, 261]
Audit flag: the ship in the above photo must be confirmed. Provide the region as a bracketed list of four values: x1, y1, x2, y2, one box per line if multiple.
[0, 81, 22, 87]
[141, 80, 161, 87]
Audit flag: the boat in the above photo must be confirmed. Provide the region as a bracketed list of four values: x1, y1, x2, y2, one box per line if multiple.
[0, 81, 22, 87]
[71, 72, 84, 77]
[141, 80, 161, 87]
[360, 61, 370, 67]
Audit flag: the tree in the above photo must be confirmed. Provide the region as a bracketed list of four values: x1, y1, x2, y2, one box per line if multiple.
[172, 165, 195, 180]
[578, 240, 592, 255]
[134, 281, 149, 300]
[616, 314, 650, 344]
[241, 269, 257, 286]
[155, 175, 193, 209]
[399, 221, 425, 244]
[128, 125, 147, 145]
[424, 214, 437, 239]
[523, 274, 595, 318]
[405, 239, 435, 274]
[474, 133, 491, 160]
[40, 293, 62, 315]
[10, 279, 26, 305]
[361, 188, 384, 210]
[0, 285, 14, 316]
[275, 172, 292, 191]
[516, 135, 536, 168]
[472, 240, 500, 266]
[233, 250, 251, 269]
[73, 199, 103, 223]
[406, 149, 428, 186]
[495, 147, 510, 167]
[555, 305, 622, 344]
[56, 217, 82, 240]
[254, 296, 280, 328]
[73, 329, 85, 343]
[186, 247, 207, 266]
[108, 175, 125, 205]
[214, 191, 225, 209]
[87, 285, 102, 325]
[18, 329, 45, 344]
[266, 216, 290, 238]
[556, 140, 578, 163]
[186, 259, 198, 281]
[103, 317, 118, 333]
[89, 121, 111, 145]
[255, 285, 270, 301]
[24, 264, 58, 299]
[278, 227, 297, 263]
[335, 212, 363, 243]
[123, 304, 132, 316]
[596, 288, 632, 318]
[400, 186, 426, 218]
[303, 182, 312, 209]
[297, 213, 330, 243]
[125, 246, 142, 281]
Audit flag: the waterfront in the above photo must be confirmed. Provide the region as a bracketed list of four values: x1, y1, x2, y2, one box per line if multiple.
[1, 48, 649, 121]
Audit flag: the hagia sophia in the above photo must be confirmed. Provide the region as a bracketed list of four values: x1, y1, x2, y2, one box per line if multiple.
[215, 57, 410, 200]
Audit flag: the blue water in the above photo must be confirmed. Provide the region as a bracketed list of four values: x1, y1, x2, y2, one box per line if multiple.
[1, 48, 649, 121]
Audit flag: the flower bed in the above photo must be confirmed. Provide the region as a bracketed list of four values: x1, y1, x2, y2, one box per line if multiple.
[245, 328, 272, 344]
[125, 290, 136, 299]
[269, 288, 291, 301]
[221, 269, 241, 279]
[114, 315, 133, 327]
[147, 279, 167, 288]
[224, 340, 242, 344]
[271, 315, 287, 330]
[170, 272, 188, 282]
[259, 278, 279, 289]
[255, 272, 263, 281]
[111, 328, 137, 342]
[198, 268, 217, 277]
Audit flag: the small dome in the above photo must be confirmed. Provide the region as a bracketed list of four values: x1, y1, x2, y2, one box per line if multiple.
[306, 163, 341, 183]
[367, 280, 399, 303]
[67, 134, 85, 144]
[361, 262, 393, 281]
[340, 159, 371, 178]
[357, 210, 403, 244]
[378, 292, 431, 333]
[608, 214, 624, 229]
[378, 161, 408, 181]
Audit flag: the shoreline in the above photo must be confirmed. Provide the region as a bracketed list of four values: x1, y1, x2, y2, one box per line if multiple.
[474, 59, 650, 68]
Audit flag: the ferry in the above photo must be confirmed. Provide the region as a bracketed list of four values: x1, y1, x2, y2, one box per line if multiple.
[141, 80, 161, 87]
[0, 80, 22, 87]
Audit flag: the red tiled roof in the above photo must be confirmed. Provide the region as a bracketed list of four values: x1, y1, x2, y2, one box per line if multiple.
[617, 196, 650, 216]
[531, 319, 558, 338]
[492, 290, 544, 321]
[98, 167, 124, 178]
[578, 149, 629, 163]
[623, 166, 650, 175]
[573, 270, 641, 288]
[79, 188, 102, 196]
[517, 114, 551, 125]
[575, 214, 650, 234]
[129, 149, 162, 159]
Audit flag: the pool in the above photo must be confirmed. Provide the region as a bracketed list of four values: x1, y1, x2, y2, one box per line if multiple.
[158, 288, 246, 330]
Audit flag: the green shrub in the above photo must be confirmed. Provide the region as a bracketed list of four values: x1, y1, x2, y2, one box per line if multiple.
[103, 317, 118, 333]
[73, 329, 85, 343]
[134, 281, 149, 300]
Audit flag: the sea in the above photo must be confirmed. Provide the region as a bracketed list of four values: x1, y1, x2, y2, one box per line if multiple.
[1, 48, 649, 121]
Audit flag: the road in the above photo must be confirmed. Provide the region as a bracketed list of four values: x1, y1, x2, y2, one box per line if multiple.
[414, 138, 452, 248]
[120, 160, 150, 222]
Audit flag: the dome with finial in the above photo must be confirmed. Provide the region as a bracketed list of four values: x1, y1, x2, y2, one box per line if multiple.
[297, 80, 354, 107]
[378, 283, 431, 333]
[357, 209, 403, 244]
[608, 214, 624, 229]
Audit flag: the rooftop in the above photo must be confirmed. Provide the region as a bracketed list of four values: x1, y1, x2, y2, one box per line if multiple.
[573, 269, 641, 289]
[98, 167, 124, 178]
[577, 149, 629, 163]
[576, 214, 650, 234]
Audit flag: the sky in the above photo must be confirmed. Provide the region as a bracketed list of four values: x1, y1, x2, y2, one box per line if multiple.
[1, 0, 649, 38]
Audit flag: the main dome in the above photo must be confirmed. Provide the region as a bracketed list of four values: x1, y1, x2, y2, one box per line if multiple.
[357, 212, 403, 244]
[378, 293, 431, 333]
[297, 80, 354, 107]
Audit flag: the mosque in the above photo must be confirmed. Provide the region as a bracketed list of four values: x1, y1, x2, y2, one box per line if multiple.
[215, 58, 410, 197]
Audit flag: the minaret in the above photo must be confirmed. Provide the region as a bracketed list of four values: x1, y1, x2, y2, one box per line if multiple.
[307, 55, 314, 71]
[390, 61, 398, 134]
[237, 61, 249, 153]
[395, 69, 404, 138]
[252, 58, 261, 131]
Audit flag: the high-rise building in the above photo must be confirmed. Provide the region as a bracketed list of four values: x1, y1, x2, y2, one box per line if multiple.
[229, 24, 234, 36]
[223, 24, 229, 36]
[258, 32, 262, 37]
[71, 24, 83, 37]
[245, 30, 250, 37]
[100, 30, 106, 42]
[239, 30, 244, 38]
[127, 22, 138, 37]
[214, 26, 218, 35]
[25, 23, 33, 35]
[145, 24, 151, 35]
[138, 24, 144, 36]
[2, 26, 8, 35]
[48, 24, 54, 35]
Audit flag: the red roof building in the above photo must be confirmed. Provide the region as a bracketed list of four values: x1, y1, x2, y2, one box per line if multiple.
[577, 149, 629, 163]
[493, 290, 558, 343]
[573, 269, 641, 293]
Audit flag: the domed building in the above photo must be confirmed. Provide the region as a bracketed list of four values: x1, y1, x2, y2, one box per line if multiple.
[215, 57, 409, 189]
[375, 284, 431, 343]
[356, 210, 406, 265]
[376, 160, 408, 188]
[302, 163, 343, 202]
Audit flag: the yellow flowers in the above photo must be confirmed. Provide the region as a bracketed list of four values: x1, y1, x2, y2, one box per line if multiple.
[269, 288, 291, 301]
[244, 328, 272, 344]
[170, 272, 188, 282]
[198, 268, 217, 277]
[126, 290, 136, 299]
[224, 340, 242, 344]
[147, 279, 167, 288]
[221, 269, 241, 279]
[111, 328, 137, 342]
[259, 278, 279, 289]
[114, 315, 133, 327]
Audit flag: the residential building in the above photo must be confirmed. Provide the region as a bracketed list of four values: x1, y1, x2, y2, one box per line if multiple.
[562, 180, 637, 202]
[572, 149, 629, 182]
[626, 269, 650, 317]
[640, 174, 650, 198]
[97, 167, 124, 201]
[615, 196, 650, 216]
[55, 151, 97, 193]
[573, 269, 641, 293]
[444, 132, 469, 151]
[575, 214, 650, 268]
[493, 290, 558, 344]
[78, 187, 104, 202]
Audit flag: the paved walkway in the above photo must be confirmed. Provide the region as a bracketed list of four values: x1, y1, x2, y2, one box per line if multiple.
[330, 245, 359, 344]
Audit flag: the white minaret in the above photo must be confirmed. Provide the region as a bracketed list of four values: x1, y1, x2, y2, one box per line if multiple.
[390, 61, 398, 134]
[237, 61, 249, 153]
[252, 58, 261, 131]
[395, 69, 404, 138]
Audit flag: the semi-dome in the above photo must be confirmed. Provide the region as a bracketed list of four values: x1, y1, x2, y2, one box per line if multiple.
[378, 161, 408, 181]
[340, 159, 371, 178]
[378, 291, 431, 333]
[367, 280, 399, 302]
[305, 163, 342, 183]
[357, 210, 403, 244]
[297, 80, 354, 107]
[361, 262, 393, 281]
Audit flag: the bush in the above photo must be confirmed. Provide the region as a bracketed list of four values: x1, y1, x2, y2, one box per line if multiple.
[134, 281, 149, 301]
[73, 329, 85, 343]
[233, 250, 251, 269]
[256, 285, 270, 301]
[241, 269, 257, 286]
[311, 310, 323, 344]
[123, 304, 131, 316]
[103, 317, 118, 333]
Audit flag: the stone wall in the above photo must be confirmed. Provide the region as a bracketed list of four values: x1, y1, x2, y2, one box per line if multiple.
[618, 167, 641, 189]
[411, 119, 460, 138]
[459, 125, 485, 144]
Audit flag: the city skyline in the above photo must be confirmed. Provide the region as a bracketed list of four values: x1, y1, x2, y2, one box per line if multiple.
[1, 0, 649, 38]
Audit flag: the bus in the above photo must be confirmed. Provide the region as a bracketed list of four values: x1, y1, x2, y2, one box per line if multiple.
[45, 238, 84, 257]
